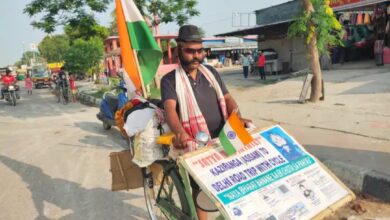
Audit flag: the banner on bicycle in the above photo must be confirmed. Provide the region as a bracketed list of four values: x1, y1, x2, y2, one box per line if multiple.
[180, 125, 354, 219]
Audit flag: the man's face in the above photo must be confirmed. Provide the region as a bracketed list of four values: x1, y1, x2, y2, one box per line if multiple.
[178, 42, 204, 71]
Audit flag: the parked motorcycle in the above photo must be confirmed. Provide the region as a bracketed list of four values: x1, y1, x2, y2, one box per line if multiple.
[96, 80, 128, 130]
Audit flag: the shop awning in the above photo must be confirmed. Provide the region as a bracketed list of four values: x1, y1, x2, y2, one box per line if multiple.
[215, 20, 292, 41]
[333, 0, 389, 11]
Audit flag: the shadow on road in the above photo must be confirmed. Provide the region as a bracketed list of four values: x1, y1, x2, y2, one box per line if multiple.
[0, 155, 147, 220]
[73, 121, 128, 150]
[265, 100, 301, 105]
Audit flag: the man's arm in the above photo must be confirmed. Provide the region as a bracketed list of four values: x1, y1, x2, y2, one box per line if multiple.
[164, 99, 189, 149]
[224, 93, 239, 116]
[224, 93, 253, 126]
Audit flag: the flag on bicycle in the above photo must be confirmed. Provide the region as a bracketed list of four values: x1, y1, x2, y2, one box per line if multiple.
[115, 0, 162, 93]
[219, 111, 254, 156]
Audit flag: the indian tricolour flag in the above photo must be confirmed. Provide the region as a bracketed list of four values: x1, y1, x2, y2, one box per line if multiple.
[115, 0, 162, 93]
[219, 112, 254, 156]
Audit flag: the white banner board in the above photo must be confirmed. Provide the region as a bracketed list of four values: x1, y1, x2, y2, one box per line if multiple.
[180, 125, 353, 220]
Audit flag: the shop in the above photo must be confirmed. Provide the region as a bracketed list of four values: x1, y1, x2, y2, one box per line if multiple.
[203, 36, 258, 67]
[216, 0, 390, 71]
[331, 0, 390, 65]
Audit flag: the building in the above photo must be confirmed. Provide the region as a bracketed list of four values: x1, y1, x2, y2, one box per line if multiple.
[104, 34, 259, 79]
[203, 36, 258, 66]
[104, 36, 122, 77]
[216, 0, 390, 71]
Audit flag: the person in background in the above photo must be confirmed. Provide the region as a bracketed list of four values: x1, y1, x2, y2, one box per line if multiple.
[69, 74, 77, 102]
[240, 53, 250, 78]
[257, 50, 266, 80]
[1, 68, 18, 99]
[25, 74, 33, 95]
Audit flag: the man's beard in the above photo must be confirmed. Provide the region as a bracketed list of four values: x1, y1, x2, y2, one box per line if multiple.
[178, 50, 204, 70]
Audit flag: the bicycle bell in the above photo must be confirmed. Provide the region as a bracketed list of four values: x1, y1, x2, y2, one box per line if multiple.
[195, 131, 209, 147]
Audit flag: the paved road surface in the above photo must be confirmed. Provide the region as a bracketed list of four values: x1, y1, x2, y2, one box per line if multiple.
[0, 86, 148, 220]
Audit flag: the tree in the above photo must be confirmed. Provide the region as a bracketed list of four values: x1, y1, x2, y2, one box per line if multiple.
[63, 37, 104, 76]
[18, 51, 45, 66]
[288, 0, 343, 102]
[24, 0, 110, 33]
[25, 0, 199, 34]
[64, 13, 109, 42]
[134, 0, 199, 26]
[38, 35, 70, 63]
[109, 0, 200, 35]
[14, 60, 23, 68]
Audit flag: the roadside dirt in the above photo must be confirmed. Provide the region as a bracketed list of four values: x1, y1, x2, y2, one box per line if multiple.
[325, 195, 390, 220]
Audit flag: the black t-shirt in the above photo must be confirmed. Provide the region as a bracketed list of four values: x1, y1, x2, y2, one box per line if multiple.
[161, 65, 228, 138]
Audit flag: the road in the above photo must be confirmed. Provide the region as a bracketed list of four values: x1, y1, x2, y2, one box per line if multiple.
[0, 86, 148, 220]
[1, 62, 389, 219]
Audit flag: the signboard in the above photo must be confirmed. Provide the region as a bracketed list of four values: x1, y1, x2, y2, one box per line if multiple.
[299, 73, 313, 104]
[180, 125, 354, 219]
[330, 0, 362, 7]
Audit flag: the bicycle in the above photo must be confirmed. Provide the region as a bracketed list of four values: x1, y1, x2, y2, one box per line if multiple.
[56, 82, 69, 105]
[128, 132, 223, 220]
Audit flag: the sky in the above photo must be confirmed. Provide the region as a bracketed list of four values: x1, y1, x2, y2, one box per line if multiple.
[0, 0, 290, 67]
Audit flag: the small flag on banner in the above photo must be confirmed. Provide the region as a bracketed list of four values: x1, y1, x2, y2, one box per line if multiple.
[219, 112, 254, 156]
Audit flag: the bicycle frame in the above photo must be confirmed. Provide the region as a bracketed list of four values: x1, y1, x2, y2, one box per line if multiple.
[145, 160, 196, 220]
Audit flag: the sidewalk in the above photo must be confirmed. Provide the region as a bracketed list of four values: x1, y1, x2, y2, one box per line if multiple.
[220, 62, 390, 201]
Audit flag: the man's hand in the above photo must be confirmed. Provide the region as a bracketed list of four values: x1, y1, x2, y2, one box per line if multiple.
[173, 131, 190, 149]
[240, 117, 253, 128]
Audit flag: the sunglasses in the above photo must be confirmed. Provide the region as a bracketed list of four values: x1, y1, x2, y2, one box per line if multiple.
[181, 47, 204, 55]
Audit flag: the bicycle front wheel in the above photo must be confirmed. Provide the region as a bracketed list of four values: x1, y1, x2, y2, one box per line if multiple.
[62, 86, 69, 105]
[143, 161, 191, 220]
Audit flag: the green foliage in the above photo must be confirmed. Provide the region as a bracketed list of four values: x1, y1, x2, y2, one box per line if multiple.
[63, 37, 104, 75]
[109, 0, 199, 34]
[108, 77, 120, 87]
[38, 35, 70, 63]
[24, 0, 111, 33]
[18, 51, 45, 66]
[87, 63, 104, 77]
[109, 9, 118, 35]
[14, 60, 23, 68]
[25, 0, 199, 34]
[64, 13, 109, 42]
[288, 0, 344, 56]
[138, 0, 200, 26]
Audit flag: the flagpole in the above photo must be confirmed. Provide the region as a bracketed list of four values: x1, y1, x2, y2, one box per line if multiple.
[132, 49, 148, 98]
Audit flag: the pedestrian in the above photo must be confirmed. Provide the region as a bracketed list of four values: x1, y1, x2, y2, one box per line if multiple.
[240, 53, 250, 78]
[25, 74, 33, 95]
[257, 50, 266, 80]
[69, 74, 77, 102]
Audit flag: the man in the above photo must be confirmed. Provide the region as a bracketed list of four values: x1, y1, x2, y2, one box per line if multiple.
[1, 68, 17, 100]
[161, 24, 251, 220]
[257, 50, 266, 80]
[56, 67, 69, 90]
[240, 53, 250, 78]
